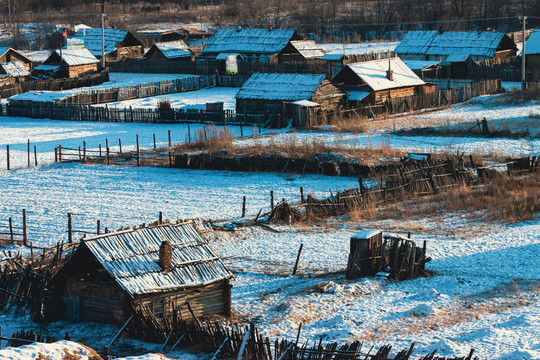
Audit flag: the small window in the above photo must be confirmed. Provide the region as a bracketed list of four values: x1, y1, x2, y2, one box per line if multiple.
[152, 299, 164, 318]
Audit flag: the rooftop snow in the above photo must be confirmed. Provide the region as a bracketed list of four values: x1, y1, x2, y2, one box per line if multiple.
[75, 28, 131, 56]
[287, 40, 325, 59]
[52, 48, 99, 66]
[202, 28, 296, 55]
[395, 31, 506, 58]
[291, 100, 320, 107]
[403, 60, 440, 70]
[0, 61, 30, 77]
[352, 229, 382, 239]
[151, 40, 192, 59]
[236, 73, 326, 101]
[81, 224, 233, 297]
[342, 57, 425, 91]
[21, 50, 51, 63]
[524, 29, 540, 55]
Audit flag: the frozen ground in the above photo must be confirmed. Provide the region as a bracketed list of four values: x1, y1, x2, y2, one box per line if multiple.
[95, 87, 238, 110]
[320, 42, 399, 55]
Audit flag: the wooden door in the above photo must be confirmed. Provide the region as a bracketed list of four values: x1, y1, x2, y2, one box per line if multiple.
[67, 293, 80, 321]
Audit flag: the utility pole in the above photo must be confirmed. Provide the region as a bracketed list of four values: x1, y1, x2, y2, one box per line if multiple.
[101, 0, 106, 69]
[521, 15, 527, 90]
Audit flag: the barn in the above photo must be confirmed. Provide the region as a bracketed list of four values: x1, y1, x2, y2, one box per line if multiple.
[0, 47, 33, 71]
[524, 29, 540, 74]
[143, 40, 193, 61]
[332, 57, 432, 104]
[394, 30, 517, 67]
[41, 49, 99, 78]
[47, 223, 233, 325]
[199, 28, 302, 62]
[74, 28, 144, 60]
[277, 40, 325, 62]
[236, 72, 343, 125]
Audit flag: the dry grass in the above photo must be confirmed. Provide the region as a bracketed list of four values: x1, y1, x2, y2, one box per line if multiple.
[505, 83, 540, 102]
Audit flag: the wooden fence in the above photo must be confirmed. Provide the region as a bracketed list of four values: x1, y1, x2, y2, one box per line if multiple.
[0, 210, 27, 246]
[0, 70, 110, 99]
[467, 57, 539, 82]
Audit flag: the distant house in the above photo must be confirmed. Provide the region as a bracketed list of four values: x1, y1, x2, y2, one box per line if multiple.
[144, 40, 193, 61]
[41, 49, 99, 78]
[524, 29, 540, 73]
[138, 29, 188, 45]
[0, 47, 33, 71]
[332, 57, 433, 104]
[47, 223, 233, 324]
[74, 28, 144, 60]
[21, 50, 51, 67]
[277, 40, 325, 62]
[403, 60, 443, 79]
[0, 61, 31, 86]
[394, 30, 517, 66]
[199, 28, 302, 62]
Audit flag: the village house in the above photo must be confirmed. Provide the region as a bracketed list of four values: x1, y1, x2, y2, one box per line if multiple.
[40, 49, 99, 78]
[332, 57, 433, 104]
[143, 40, 193, 61]
[277, 40, 325, 62]
[47, 223, 233, 324]
[394, 30, 517, 77]
[198, 28, 303, 62]
[0, 47, 33, 71]
[0, 61, 31, 85]
[74, 28, 144, 60]
[524, 29, 540, 74]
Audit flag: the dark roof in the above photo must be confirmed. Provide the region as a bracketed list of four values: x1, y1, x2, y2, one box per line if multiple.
[202, 28, 297, 55]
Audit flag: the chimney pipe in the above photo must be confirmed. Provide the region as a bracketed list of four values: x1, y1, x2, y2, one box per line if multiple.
[386, 50, 393, 81]
[158, 240, 173, 273]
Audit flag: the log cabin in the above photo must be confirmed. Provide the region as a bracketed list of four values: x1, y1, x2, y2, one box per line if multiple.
[332, 57, 433, 104]
[235, 72, 344, 122]
[74, 28, 144, 60]
[143, 40, 193, 61]
[42, 49, 99, 78]
[0, 47, 33, 71]
[46, 223, 233, 325]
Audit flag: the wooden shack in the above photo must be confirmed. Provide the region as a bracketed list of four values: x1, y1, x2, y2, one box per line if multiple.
[277, 40, 325, 62]
[42, 49, 99, 78]
[143, 40, 193, 61]
[333, 57, 432, 104]
[0, 61, 31, 84]
[236, 73, 343, 120]
[199, 28, 302, 62]
[75, 28, 144, 60]
[47, 223, 233, 325]
[0, 47, 33, 71]
[346, 230, 383, 278]
[524, 29, 540, 73]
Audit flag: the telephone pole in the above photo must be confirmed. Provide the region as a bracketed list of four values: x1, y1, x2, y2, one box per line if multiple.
[521, 15, 527, 90]
[101, 0, 106, 69]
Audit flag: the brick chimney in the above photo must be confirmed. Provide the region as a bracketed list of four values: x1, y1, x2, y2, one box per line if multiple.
[158, 241, 173, 273]
[386, 52, 393, 81]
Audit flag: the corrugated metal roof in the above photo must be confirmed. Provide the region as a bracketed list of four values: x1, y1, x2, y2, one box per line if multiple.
[288, 40, 325, 59]
[236, 73, 326, 101]
[83, 224, 232, 297]
[75, 28, 130, 56]
[202, 28, 295, 55]
[524, 29, 540, 55]
[395, 31, 506, 58]
[153, 40, 192, 59]
[0, 61, 30, 77]
[53, 49, 99, 66]
[343, 58, 425, 92]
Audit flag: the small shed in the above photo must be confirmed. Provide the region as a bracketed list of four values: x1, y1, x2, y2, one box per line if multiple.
[47, 223, 233, 324]
[42, 49, 99, 78]
[346, 230, 383, 278]
[75, 28, 144, 60]
[235, 72, 343, 118]
[332, 57, 431, 104]
[0, 47, 33, 71]
[144, 40, 193, 61]
[277, 40, 325, 62]
[524, 29, 540, 73]
[0, 61, 31, 81]
[291, 100, 320, 128]
[199, 28, 302, 62]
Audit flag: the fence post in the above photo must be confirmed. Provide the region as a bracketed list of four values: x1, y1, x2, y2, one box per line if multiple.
[34, 146, 38, 166]
[300, 187, 305, 204]
[153, 134, 156, 149]
[59, 145, 62, 161]
[270, 190, 274, 210]
[168, 130, 172, 147]
[188, 124, 191, 143]
[9, 217, 14, 243]
[97, 220, 101, 235]
[292, 243, 304, 275]
[22, 209, 27, 246]
[6, 145, 9, 170]
[83, 141, 87, 161]
[136, 134, 140, 166]
[118, 138, 122, 154]
[67, 213, 72, 244]
[241, 196, 246, 218]
[27, 139, 31, 168]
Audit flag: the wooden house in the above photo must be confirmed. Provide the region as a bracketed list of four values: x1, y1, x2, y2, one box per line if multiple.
[47, 223, 233, 325]
[332, 57, 431, 104]
[199, 28, 302, 62]
[277, 40, 325, 62]
[42, 49, 99, 78]
[0, 61, 31, 84]
[236, 72, 343, 118]
[524, 29, 540, 73]
[74, 28, 144, 60]
[0, 47, 33, 71]
[394, 30, 517, 68]
[143, 40, 193, 61]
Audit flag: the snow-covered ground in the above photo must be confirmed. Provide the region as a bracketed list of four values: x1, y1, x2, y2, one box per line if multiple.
[95, 87, 238, 110]
[320, 41, 399, 55]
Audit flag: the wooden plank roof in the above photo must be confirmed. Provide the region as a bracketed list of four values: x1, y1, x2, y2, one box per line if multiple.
[0, 61, 30, 77]
[51, 49, 99, 66]
[75, 28, 141, 56]
[202, 28, 296, 55]
[153, 40, 192, 59]
[236, 73, 326, 101]
[288, 40, 325, 59]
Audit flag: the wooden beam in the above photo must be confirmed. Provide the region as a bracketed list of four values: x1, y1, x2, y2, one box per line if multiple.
[108, 315, 133, 348]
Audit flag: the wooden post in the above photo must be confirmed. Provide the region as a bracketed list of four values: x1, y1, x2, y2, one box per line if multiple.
[83, 141, 86, 161]
[9, 218, 13, 243]
[97, 220, 101, 235]
[34, 146, 37, 166]
[292, 243, 303, 275]
[78, 146, 81, 160]
[237, 328, 251, 360]
[295, 322, 302, 346]
[106, 146, 110, 165]
[118, 138, 122, 153]
[67, 213, 72, 244]
[99, 144, 102, 157]
[241, 196, 246, 218]
[188, 124, 191, 143]
[159, 211, 163, 225]
[168, 130, 172, 147]
[27, 139, 30, 168]
[270, 190, 274, 210]
[59, 145, 62, 161]
[55, 148, 58, 163]
[6, 145, 9, 170]
[153, 134, 156, 149]
[22, 209, 27, 246]
[300, 187, 305, 204]
[136, 135, 140, 166]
